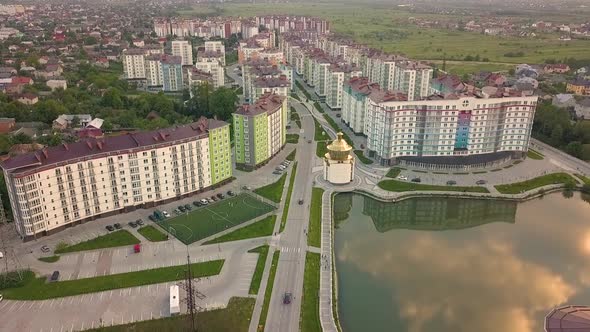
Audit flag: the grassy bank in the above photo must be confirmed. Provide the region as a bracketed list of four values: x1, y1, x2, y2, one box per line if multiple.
[137, 225, 168, 242]
[354, 150, 373, 164]
[307, 188, 324, 248]
[248, 245, 269, 295]
[55, 230, 140, 254]
[38, 256, 60, 263]
[286, 149, 297, 161]
[314, 117, 329, 141]
[280, 162, 298, 232]
[300, 252, 321, 332]
[385, 167, 402, 178]
[495, 172, 576, 194]
[527, 149, 545, 160]
[258, 250, 280, 330]
[87, 297, 254, 332]
[254, 173, 287, 203]
[378, 180, 489, 193]
[1, 260, 224, 300]
[286, 134, 300, 144]
[203, 215, 276, 245]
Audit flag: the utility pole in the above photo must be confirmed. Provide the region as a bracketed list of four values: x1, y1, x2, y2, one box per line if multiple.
[178, 246, 206, 331]
[0, 192, 23, 284]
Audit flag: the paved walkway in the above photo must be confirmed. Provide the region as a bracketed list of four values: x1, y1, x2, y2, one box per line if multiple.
[319, 189, 338, 332]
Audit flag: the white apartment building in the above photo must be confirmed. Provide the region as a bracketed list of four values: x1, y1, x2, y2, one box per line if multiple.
[171, 40, 193, 66]
[204, 41, 225, 56]
[195, 59, 225, 89]
[145, 55, 164, 88]
[313, 59, 331, 98]
[363, 89, 538, 165]
[392, 61, 433, 101]
[326, 65, 362, 110]
[342, 77, 382, 134]
[1, 118, 232, 241]
[122, 49, 147, 79]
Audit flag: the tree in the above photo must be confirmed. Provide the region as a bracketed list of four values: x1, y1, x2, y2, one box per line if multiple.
[565, 141, 583, 158]
[550, 124, 564, 146]
[209, 87, 238, 121]
[11, 133, 33, 144]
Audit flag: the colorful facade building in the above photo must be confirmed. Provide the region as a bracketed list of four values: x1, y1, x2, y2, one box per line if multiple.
[233, 93, 288, 170]
[1, 118, 232, 241]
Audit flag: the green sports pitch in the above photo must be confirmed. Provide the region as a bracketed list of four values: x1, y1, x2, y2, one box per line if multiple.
[156, 193, 276, 244]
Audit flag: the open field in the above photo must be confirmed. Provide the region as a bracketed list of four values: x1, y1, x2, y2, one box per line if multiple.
[180, 3, 590, 67]
[1, 261, 223, 300]
[88, 297, 254, 332]
[55, 230, 140, 254]
[254, 173, 287, 203]
[495, 173, 576, 194]
[157, 194, 275, 244]
[137, 225, 168, 242]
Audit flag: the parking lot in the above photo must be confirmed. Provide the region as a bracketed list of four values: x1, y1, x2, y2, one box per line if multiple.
[0, 251, 260, 332]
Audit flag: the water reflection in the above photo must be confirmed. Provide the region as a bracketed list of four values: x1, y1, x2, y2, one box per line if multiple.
[334, 193, 590, 332]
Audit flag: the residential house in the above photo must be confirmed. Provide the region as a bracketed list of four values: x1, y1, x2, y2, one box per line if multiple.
[16, 93, 38, 105]
[567, 78, 590, 95]
[46, 79, 67, 91]
[0, 118, 16, 133]
[544, 64, 570, 74]
[53, 114, 93, 130]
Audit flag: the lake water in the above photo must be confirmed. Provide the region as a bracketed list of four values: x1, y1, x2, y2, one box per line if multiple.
[333, 192, 590, 332]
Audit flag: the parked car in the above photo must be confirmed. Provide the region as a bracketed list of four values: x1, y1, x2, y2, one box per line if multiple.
[447, 180, 457, 186]
[184, 204, 192, 211]
[193, 201, 201, 207]
[162, 211, 170, 218]
[411, 177, 422, 183]
[283, 292, 293, 304]
[227, 190, 236, 197]
[298, 199, 304, 205]
[217, 193, 225, 199]
[476, 180, 487, 185]
[0, 294, 3, 302]
[396, 175, 408, 181]
[50, 271, 60, 282]
[275, 167, 283, 171]
[106, 225, 115, 232]
[207, 198, 214, 203]
[308, 140, 312, 144]
[242, 185, 251, 190]
[336, 114, 341, 118]
[178, 205, 186, 212]
[114, 223, 122, 230]
[128, 221, 137, 228]
[40, 245, 50, 253]
[200, 198, 209, 205]
[136, 219, 144, 226]
[273, 171, 282, 175]
[211, 195, 218, 201]
[148, 215, 156, 222]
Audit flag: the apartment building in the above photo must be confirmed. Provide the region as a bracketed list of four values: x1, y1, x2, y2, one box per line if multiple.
[1, 118, 232, 241]
[342, 77, 385, 134]
[197, 49, 226, 67]
[392, 61, 433, 101]
[242, 59, 292, 103]
[194, 59, 225, 89]
[252, 76, 291, 104]
[122, 49, 147, 79]
[187, 67, 213, 97]
[161, 55, 184, 92]
[362, 88, 538, 165]
[171, 40, 193, 66]
[326, 64, 362, 110]
[204, 41, 225, 57]
[312, 58, 331, 99]
[233, 93, 287, 170]
[145, 54, 164, 88]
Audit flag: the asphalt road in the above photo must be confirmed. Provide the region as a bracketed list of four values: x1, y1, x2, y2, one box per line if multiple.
[264, 99, 316, 332]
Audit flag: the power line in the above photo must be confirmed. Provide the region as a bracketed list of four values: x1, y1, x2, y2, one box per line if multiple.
[178, 246, 206, 332]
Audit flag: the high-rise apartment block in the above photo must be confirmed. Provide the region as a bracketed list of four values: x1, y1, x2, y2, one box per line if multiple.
[171, 40, 193, 66]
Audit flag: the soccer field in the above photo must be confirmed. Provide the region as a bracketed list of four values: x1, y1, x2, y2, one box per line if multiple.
[156, 193, 276, 244]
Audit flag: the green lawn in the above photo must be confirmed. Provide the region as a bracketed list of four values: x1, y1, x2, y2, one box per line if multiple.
[314, 101, 325, 113]
[87, 297, 254, 332]
[137, 225, 168, 242]
[254, 174, 287, 203]
[316, 141, 328, 158]
[527, 149, 545, 160]
[354, 150, 373, 164]
[55, 230, 140, 254]
[314, 117, 330, 141]
[1, 260, 224, 300]
[203, 215, 276, 245]
[307, 188, 324, 248]
[296, 81, 312, 100]
[378, 180, 490, 193]
[258, 250, 280, 331]
[385, 167, 402, 178]
[576, 173, 590, 185]
[300, 252, 321, 332]
[322, 114, 354, 148]
[495, 173, 577, 194]
[286, 149, 297, 161]
[286, 133, 299, 144]
[291, 108, 302, 128]
[157, 193, 275, 244]
[280, 163, 298, 232]
[247, 245, 269, 295]
[38, 256, 60, 263]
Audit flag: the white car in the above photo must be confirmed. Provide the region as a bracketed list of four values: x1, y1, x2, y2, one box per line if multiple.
[0, 294, 3, 302]
[396, 175, 408, 181]
[200, 198, 209, 205]
[162, 211, 170, 218]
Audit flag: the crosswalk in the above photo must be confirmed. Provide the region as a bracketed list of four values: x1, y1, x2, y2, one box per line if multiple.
[279, 247, 301, 253]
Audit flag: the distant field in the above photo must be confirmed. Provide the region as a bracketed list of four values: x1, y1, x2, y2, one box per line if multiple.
[179, 3, 590, 68]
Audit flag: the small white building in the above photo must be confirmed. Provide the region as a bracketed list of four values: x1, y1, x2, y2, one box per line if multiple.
[46, 79, 67, 91]
[323, 133, 355, 184]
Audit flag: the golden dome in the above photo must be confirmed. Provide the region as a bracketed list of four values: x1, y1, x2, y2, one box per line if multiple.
[325, 132, 353, 161]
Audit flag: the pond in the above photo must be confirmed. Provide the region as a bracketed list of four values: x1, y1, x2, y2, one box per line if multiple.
[334, 192, 590, 332]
